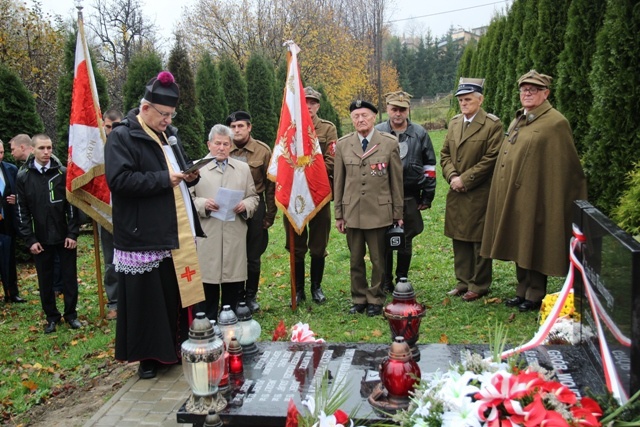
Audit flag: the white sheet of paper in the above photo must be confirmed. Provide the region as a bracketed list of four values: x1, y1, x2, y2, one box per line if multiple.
[210, 188, 244, 221]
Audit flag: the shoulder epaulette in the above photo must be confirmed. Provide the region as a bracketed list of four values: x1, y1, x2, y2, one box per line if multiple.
[337, 132, 354, 142]
[486, 113, 500, 122]
[452, 113, 462, 120]
[377, 131, 397, 141]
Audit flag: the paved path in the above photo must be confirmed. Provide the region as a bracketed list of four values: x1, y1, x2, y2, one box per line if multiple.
[83, 365, 190, 427]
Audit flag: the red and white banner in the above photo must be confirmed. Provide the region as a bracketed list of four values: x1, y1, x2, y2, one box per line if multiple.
[66, 11, 112, 232]
[267, 41, 331, 235]
[496, 225, 629, 404]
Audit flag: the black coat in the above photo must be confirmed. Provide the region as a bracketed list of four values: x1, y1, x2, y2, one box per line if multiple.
[0, 161, 19, 234]
[16, 156, 80, 247]
[105, 109, 203, 251]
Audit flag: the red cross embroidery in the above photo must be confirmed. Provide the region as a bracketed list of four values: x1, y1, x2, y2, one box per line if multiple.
[180, 266, 197, 282]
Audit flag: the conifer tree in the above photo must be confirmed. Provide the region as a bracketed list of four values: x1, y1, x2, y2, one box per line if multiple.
[500, 0, 525, 119]
[451, 42, 476, 115]
[316, 85, 342, 138]
[515, 0, 539, 76]
[55, 29, 109, 165]
[582, 0, 640, 214]
[246, 51, 278, 146]
[555, 0, 607, 155]
[219, 56, 248, 115]
[196, 52, 228, 136]
[492, 15, 513, 120]
[122, 50, 162, 113]
[0, 64, 44, 148]
[530, 0, 571, 102]
[168, 37, 206, 159]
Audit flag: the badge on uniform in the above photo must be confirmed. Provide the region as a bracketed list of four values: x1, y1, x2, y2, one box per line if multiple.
[371, 162, 387, 176]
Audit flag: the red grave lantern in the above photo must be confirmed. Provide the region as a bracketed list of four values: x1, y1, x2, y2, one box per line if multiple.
[383, 278, 426, 361]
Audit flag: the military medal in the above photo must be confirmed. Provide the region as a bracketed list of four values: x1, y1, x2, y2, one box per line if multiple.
[377, 163, 383, 176]
[371, 164, 377, 176]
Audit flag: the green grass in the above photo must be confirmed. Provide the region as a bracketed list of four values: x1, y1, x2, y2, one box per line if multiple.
[0, 129, 564, 420]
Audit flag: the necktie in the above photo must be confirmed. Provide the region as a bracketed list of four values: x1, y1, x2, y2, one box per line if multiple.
[362, 138, 368, 152]
[42, 166, 47, 174]
[466, 121, 471, 128]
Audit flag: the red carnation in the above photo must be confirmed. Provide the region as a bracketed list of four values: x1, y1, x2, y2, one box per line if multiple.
[285, 398, 299, 427]
[333, 409, 348, 425]
[272, 319, 287, 341]
[157, 71, 175, 86]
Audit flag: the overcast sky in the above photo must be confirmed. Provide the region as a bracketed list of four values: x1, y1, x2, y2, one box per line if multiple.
[40, 0, 511, 41]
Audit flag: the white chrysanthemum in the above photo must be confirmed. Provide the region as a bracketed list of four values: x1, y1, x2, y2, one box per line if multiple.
[435, 371, 480, 409]
[441, 397, 482, 427]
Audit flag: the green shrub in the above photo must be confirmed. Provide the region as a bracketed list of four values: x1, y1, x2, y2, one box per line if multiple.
[612, 162, 640, 238]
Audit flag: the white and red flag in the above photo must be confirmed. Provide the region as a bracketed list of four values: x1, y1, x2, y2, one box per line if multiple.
[267, 41, 331, 235]
[66, 9, 112, 232]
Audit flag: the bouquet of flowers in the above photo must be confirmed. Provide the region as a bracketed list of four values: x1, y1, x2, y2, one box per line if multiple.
[389, 351, 640, 427]
[272, 320, 325, 343]
[285, 374, 362, 427]
[390, 351, 605, 427]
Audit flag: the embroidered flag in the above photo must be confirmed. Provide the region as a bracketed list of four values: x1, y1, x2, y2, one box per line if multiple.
[66, 9, 112, 232]
[267, 41, 331, 234]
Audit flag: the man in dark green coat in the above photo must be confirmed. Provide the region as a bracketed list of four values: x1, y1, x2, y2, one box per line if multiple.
[481, 70, 587, 312]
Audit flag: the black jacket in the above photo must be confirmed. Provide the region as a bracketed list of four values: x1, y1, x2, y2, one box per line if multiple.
[105, 108, 203, 251]
[16, 155, 80, 247]
[375, 119, 436, 207]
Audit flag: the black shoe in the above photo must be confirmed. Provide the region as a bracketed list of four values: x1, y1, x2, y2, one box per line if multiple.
[518, 300, 542, 312]
[138, 360, 158, 379]
[245, 297, 260, 313]
[348, 303, 367, 315]
[505, 296, 526, 307]
[44, 321, 57, 334]
[68, 319, 82, 329]
[367, 304, 383, 317]
[311, 283, 327, 304]
[5, 295, 26, 303]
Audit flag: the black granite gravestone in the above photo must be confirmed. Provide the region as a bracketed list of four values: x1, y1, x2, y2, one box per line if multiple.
[573, 200, 640, 401]
[177, 341, 605, 426]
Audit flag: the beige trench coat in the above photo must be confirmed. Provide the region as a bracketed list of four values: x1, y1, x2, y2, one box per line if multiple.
[190, 157, 259, 283]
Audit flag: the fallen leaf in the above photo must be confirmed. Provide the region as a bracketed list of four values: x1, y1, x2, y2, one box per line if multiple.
[439, 333, 449, 344]
[508, 313, 516, 322]
[22, 380, 37, 392]
[371, 329, 383, 338]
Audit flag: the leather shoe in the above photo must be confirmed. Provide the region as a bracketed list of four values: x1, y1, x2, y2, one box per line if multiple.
[44, 321, 57, 334]
[382, 281, 395, 294]
[5, 295, 26, 303]
[505, 296, 526, 307]
[518, 300, 542, 312]
[367, 304, 383, 317]
[138, 360, 158, 379]
[68, 319, 82, 329]
[348, 303, 367, 315]
[446, 288, 466, 296]
[105, 309, 118, 320]
[461, 291, 484, 302]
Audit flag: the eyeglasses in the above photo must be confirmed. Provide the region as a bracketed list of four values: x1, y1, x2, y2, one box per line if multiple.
[149, 103, 177, 119]
[518, 86, 546, 95]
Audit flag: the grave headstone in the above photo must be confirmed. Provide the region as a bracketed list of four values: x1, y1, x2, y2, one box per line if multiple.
[573, 200, 640, 400]
[177, 341, 605, 426]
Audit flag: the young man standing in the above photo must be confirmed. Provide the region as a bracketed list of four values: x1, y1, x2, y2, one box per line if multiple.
[16, 134, 80, 333]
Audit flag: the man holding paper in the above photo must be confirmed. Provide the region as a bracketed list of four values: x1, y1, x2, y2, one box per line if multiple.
[190, 125, 259, 320]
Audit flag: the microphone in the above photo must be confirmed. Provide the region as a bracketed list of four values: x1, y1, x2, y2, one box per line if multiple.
[167, 136, 188, 172]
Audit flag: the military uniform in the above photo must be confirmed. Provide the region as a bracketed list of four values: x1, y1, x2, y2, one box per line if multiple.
[441, 107, 502, 295]
[334, 128, 403, 308]
[375, 91, 436, 288]
[230, 136, 276, 310]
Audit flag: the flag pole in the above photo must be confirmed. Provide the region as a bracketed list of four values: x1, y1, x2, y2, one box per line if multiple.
[289, 222, 297, 311]
[92, 220, 105, 319]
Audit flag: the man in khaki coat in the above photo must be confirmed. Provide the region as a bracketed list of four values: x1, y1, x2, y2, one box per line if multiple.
[441, 78, 502, 302]
[227, 111, 276, 313]
[191, 125, 259, 320]
[283, 87, 337, 305]
[481, 70, 587, 312]
[334, 100, 403, 317]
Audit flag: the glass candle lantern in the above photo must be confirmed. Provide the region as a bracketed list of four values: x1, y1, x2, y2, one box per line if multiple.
[379, 336, 421, 404]
[235, 302, 262, 356]
[227, 337, 244, 375]
[181, 312, 227, 414]
[383, 277, 426, 361]
[218, 305, 242, 347]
